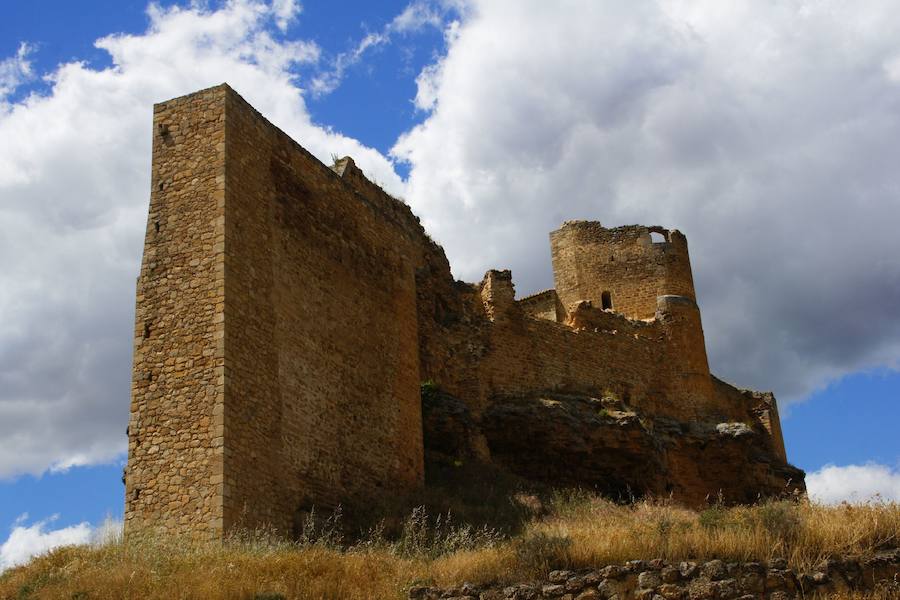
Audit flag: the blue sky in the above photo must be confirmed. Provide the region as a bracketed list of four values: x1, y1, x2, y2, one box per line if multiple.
[0, 0, 440, 155]
[1, 0, 898, 570]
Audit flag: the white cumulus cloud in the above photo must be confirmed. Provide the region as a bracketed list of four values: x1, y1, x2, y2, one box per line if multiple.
[0, 42, 33, 101]
[395, 0, 900, 403]
[807, 463, 900, 504]
[0, 515, 93, 572]
[0, 0, 402, 479]
[271, 0, 301, 32]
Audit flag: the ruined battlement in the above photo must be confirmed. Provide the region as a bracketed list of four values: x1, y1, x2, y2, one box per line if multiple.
[550, 221, 696, 320]
[124, 85, 804, 541]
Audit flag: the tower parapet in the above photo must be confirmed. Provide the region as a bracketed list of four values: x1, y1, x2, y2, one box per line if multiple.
[549, 221, 697, 320]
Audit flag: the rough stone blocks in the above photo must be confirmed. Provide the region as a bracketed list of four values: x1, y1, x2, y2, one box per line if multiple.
[125, 85, 802, 540]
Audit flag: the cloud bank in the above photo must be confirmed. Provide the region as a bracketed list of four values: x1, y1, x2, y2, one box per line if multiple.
[0, 516, 92, 572]
[807, 463, 900, 504]
[395, 0, 900, 402]
[0, 514, 123, 573]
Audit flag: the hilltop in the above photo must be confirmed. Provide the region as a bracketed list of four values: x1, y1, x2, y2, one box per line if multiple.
[2, 488, 899, 599]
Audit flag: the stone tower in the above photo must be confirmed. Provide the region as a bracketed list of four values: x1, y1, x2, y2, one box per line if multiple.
[549, 221, 697, 319]
[125, 85, 425, 540]
[549, 220, 711, 394]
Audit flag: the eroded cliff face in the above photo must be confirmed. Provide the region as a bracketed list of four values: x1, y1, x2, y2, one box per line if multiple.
[424, 388, 804, 506]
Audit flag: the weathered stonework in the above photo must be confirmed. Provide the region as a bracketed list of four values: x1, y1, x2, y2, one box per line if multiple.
[125, 84, 805, 539]
[411, 551, 900, 600]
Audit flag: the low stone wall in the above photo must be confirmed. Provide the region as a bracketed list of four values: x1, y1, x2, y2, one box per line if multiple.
[409, 550, 900, 599]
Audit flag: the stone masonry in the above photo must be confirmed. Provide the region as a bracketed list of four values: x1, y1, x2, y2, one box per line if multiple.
[124, 84, 805, 540]
[411, 551, 900, 600]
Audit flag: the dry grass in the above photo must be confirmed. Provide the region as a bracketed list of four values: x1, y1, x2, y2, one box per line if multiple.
[2, 496, 898, 600]
[827, 593, 900, 600]
[539, 494, 898, 572]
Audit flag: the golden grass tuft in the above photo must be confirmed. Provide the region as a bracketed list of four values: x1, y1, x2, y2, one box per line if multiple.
[1, 497, 898, 599]
[534, 495, 899, 573]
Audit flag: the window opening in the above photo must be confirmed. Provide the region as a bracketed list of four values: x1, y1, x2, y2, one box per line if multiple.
[601, 291, 613, 310]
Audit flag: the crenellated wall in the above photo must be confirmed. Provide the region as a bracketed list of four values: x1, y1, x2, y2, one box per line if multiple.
[126, 85, 802, 540]
[473, 277, 727, 423]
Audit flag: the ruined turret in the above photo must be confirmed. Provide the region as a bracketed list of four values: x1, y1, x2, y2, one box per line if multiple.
[550, 221, 697, 319]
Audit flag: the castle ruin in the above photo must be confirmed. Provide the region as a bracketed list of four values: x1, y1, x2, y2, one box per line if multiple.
[124, 85, 804, 539]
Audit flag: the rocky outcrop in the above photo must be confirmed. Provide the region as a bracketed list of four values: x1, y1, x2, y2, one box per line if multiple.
[425, 391, 804, 506]
[410, 550, 900, 599]
[480, 394, 664, 500]
[422, 386, 478, 465]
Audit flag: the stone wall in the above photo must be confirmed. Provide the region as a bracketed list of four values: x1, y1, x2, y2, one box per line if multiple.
[411, 551, 900, 600]
[127, 85, 431, 538]
[473, 276, 723, 424]
[126, 85, 803, 539]
[222, 90, 428, 534]
[518, 290, 564, 322]
[713, 379, 788, 465]
[126, 86, 228, 538]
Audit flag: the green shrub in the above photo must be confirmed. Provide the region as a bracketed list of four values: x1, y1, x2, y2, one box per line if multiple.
[420, 380, 440, 402]
[752, 501, 801, 543]
[698, 506, 732, 530]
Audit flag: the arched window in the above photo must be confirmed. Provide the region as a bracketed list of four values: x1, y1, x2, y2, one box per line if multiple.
[601, 291, 613, 310]
[650, 231, 666, 244]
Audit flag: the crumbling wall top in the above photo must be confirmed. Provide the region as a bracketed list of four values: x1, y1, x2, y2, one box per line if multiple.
[549, 220, 697, 321]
